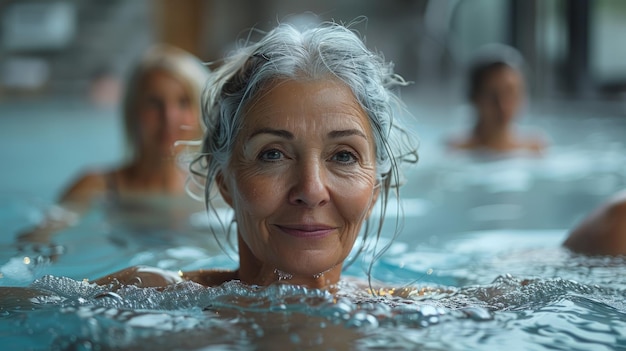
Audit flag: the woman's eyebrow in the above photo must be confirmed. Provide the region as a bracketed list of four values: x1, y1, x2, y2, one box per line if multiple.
[328, 129, 367, 140]
[249, 128, 294, 140]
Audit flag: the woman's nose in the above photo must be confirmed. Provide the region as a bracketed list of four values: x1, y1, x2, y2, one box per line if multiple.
[288, 159, 330, 208]
[160, 104, 187, 131]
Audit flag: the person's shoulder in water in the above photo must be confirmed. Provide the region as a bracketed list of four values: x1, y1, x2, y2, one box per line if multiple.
[563, 190, 626, 256]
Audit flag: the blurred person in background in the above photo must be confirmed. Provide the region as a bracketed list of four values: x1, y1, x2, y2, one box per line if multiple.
[18, 44, 212, 244]
[563, 189, 626, 256]
[445, 44, 548, 155]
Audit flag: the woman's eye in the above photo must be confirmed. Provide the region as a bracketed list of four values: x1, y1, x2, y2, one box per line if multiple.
[145, 97, 162, 109]
[259, 149, 283, 161]
[332, 150, 358, 164]
[179, 97, 191, 109]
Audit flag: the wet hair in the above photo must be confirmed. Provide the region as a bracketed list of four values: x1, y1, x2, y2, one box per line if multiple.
[122, 44, 211, 161]
[467, 43, 525, 101]
[191, 21, 418, 280]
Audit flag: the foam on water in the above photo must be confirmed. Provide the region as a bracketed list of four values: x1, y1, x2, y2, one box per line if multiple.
[4, 269, 625, 350]
[0, 274, 491, 349]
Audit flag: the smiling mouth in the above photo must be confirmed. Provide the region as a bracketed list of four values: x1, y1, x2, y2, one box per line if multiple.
[275, 224, 335, 238]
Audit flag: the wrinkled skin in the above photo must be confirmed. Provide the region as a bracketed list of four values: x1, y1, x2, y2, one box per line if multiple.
[216, 78, 380, 288]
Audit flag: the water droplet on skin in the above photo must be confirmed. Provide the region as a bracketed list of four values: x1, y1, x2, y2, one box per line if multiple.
[273, 269, 293, 281]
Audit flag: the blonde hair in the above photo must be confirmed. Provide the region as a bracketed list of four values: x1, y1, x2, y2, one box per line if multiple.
[122, 44, 211, 161]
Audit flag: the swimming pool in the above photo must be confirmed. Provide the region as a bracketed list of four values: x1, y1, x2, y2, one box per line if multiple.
[1, 97, 626, 350]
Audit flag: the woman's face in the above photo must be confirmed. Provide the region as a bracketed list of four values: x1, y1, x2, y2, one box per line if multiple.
[474, 66, 525, 127]
[135, 69, 200, 155]
[218, 78, 379, 279]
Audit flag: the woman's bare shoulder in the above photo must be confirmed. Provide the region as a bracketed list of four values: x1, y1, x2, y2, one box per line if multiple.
[59, 171, 110, 204]
[182, 269, 239, 287]
[521, 129, 549, 154]
[563, 190, 626, 255]
[444, 134, 475, 152]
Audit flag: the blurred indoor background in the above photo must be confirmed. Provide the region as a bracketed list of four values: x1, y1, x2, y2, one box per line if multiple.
[0, 0, 625, 202]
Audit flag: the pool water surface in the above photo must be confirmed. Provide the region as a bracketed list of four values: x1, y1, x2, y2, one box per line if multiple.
[1, 98, 626, 350]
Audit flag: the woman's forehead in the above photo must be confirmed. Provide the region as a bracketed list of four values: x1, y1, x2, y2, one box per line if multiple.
[242, 79, 368, 127]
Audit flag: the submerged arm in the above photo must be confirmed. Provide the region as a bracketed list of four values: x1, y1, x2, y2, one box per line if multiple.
[17, 173, 105, 245]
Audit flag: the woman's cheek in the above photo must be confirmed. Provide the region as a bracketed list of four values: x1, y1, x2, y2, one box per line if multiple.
[233, 168, 283, 210]
[330, 170, 376, 216]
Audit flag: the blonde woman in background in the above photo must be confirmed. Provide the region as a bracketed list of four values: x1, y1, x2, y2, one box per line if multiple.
[64, 44, 210, 204]
[19, 45, 212, 244]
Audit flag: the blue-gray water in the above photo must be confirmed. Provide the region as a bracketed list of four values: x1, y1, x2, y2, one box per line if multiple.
[1, 97, 626, 350]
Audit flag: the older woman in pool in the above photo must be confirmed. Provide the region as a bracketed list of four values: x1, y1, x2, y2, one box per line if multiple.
[94, 22, 418, 290]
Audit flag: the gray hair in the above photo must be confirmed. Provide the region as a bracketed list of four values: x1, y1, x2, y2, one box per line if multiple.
[122, 44, 211, 161]
[192, 22, 418, 274]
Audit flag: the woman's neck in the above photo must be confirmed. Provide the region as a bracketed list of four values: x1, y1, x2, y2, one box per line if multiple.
[472, 120, 516, 150]
[237, 236, 342, 289]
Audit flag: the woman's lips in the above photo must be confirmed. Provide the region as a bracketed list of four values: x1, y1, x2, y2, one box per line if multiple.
[275, 224, 335, 238]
